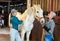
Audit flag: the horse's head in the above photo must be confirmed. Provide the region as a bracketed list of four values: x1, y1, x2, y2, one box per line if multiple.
[33, 4, 45, 24]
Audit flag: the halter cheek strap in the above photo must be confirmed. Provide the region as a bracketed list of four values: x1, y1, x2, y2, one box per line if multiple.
[36, 16, 44, 20]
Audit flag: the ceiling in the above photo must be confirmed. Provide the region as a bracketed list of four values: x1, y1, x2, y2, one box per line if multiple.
[0, 0, 27, 8]
[0, 0, 26, 2]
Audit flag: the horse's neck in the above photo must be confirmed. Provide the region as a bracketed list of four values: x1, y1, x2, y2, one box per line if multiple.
[25, 15, 30, 22]
[24, 14, 34, 23]
[26, 15, 35, 23]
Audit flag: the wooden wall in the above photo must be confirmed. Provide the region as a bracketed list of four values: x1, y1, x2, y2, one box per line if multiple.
[31, 0, 60, 12]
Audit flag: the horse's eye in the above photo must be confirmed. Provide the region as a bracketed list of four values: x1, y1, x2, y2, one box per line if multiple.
[37, 11, 39, 13]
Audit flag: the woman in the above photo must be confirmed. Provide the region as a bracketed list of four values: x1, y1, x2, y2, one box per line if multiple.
[44, 11, 56, 41]
[10, 9, 23, 41]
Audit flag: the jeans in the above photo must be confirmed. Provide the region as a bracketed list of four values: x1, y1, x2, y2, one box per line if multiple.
[45, 33, 52, 41]
[10, 28, 22, 41]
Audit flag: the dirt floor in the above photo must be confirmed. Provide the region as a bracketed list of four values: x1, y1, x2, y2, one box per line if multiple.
[0, 19, 60, 41]
[0, 27, 10, 41]
[0, 34, 10, 41]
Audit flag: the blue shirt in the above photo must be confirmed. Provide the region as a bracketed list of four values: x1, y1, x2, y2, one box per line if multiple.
[45, 19, 55, 34]
[45, 19, 55, 39]
[10, 16, 23, 30]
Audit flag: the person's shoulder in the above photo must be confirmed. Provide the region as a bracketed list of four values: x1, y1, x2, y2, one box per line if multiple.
[12, 16, 17, 18]
[11, 16, 16, 20]
[10, 17, 13, 20]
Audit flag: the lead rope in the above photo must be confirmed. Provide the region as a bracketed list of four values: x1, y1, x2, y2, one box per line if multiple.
[41, 23, 45, 41]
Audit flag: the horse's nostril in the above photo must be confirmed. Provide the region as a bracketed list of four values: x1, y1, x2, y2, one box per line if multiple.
[42, 21, 43, 23]
[42, 20, 45, 24]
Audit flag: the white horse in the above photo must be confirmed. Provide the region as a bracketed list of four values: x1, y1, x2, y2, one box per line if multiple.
[20, 5, 45, 41]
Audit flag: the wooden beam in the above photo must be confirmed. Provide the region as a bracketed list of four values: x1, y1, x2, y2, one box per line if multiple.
[47, 0, 50, 12]
[0, 0, 11, 2]
[8, 2, 10, 14]
[27, 0, 31, 8]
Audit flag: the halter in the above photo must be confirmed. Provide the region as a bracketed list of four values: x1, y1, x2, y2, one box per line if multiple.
[36, 16, 44, 21]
